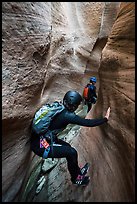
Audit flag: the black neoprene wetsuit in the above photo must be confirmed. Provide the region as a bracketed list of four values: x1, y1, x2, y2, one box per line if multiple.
[85, 83, 97, 112]
[49, 108, 106, 130]
[30, 108, 108, 182]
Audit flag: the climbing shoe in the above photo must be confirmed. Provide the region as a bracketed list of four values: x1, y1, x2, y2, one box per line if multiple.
[80, 163, 90, 175]
[72, 175, 90, 186]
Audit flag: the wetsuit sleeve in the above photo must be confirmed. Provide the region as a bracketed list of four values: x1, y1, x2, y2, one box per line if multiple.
[94, 88, 97, 98]
[65, 112, 108, 127]
[92, 86, 97, 98]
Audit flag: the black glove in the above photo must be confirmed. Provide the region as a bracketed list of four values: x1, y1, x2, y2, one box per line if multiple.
[92, 97, 97, 104]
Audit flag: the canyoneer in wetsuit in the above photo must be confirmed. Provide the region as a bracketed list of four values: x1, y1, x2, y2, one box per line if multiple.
[83, 76, 97, 113]
[30, 90, 110, 186]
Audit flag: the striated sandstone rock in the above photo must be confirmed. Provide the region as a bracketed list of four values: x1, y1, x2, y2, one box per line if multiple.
[2, 2, 134, 202]
[83, 2, 135, 202]
[2, 2, 52, 202]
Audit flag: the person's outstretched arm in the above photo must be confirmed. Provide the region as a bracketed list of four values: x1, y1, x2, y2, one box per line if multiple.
[66, 107, 111, 127]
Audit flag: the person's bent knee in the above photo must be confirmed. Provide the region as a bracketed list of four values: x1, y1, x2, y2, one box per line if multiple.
[68, 147, 78, 158]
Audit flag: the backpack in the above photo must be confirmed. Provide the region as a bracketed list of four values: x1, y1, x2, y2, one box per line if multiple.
[83, 84, 96, 101]
[32, 101, 65, 135]
[83, 85, 90, 100]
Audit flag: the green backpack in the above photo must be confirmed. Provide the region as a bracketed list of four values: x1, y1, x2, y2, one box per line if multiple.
[32, 101, 65, 135]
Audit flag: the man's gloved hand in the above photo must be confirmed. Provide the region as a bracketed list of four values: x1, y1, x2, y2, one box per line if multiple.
[105, 107, 111, 119]
[92, 96, 97, 104]
[44, 134, 56, 143]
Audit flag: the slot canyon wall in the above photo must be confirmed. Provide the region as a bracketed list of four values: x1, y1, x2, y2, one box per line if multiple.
[2, 2, 135, 202]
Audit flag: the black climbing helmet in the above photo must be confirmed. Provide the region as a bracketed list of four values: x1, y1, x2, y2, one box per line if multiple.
[63, 91, 83, 112]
